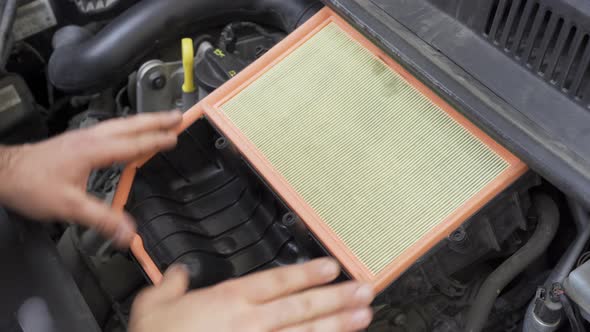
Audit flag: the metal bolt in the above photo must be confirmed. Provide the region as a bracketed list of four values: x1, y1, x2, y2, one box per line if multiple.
[215, 137, 229, 150]
[393, 313, 407, 326]
[449, 228, 467, 242]
[149, 71, 166, 90]
[282, 213, 297, 226]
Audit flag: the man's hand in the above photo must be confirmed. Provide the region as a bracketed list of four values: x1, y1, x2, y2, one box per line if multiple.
[130, 258, 375, 332]
[0, 111, 183, 247]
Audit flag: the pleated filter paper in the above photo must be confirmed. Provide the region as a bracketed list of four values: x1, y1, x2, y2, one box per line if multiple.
[220, 23, 510, 275]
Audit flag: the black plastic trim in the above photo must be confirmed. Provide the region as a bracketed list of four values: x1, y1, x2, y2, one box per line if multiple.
[324, 0, 590, 208]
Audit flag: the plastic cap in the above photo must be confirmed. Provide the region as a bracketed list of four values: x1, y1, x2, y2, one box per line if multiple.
[182, 38, 195, 93]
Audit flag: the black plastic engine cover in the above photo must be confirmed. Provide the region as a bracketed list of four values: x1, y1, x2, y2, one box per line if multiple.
[324, 0, 590, 209]
[126, 119, 321, 289]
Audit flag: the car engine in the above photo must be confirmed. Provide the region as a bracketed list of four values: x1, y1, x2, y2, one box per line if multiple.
[3, 0, 590, 331]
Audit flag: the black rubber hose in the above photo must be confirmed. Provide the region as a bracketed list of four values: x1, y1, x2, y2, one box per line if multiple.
[464, 194, 560, 332]
[48, 0, 322, 93]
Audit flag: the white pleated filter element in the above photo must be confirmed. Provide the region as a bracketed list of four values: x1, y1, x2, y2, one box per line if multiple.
[220, 23, 510, 275]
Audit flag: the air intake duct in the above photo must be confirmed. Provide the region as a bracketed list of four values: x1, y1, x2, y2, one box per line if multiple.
[48, 0, 322, 93]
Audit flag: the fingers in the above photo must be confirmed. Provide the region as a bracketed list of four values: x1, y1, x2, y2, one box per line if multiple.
[152, 265, 190, 303]
[92, 131, 178, 167]
[225, 258, 341, 303]
[63, 191, 136, 247]
[131, 265, 189, 315]
[259, 281, 374, 330]
[86, 112, 182, 167]
[94, 111, 183, 138]
[278, 308, 373, 332]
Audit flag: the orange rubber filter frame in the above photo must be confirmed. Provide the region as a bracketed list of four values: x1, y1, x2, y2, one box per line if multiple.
[113, 7, 527, 290]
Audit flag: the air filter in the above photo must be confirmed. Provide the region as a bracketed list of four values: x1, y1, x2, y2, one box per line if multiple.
[114, 8, 527, 291]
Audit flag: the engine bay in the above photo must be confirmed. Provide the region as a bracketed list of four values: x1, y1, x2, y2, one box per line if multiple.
[3, 0, 590, 331]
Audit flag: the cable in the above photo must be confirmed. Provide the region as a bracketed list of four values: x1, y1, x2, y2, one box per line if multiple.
[18, 42, 45, 64]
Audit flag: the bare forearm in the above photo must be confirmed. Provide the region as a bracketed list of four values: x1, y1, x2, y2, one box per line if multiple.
[0, 111, 181, 247]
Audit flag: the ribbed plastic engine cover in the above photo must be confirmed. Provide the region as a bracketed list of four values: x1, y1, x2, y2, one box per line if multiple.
[116, 8, 527, 290]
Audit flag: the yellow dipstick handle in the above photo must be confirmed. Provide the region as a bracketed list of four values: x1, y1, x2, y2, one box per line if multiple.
[182, 38, 195, 93]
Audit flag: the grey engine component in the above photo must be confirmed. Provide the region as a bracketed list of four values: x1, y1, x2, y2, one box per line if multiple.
[135, 41, 213, 114]
[565, 262, 590, 323]
[135, 21, 284, 113]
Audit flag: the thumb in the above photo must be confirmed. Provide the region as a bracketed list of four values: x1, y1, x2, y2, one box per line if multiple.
[130, 265, 189, 314]
[152, 265, 190, 303]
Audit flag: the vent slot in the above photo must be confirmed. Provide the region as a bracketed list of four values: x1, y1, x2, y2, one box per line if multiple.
[501, 0, 528, 49]
[523, 9, 552, 66]
[484, 0, 500, 36]
[483, 0, 590, 107]
[547, 26, 578, 84]
[537, 17, 564, 74]
[487, 0, 511, 42]
[563, 34, 590, 93]
[514, 2, 540, 58]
